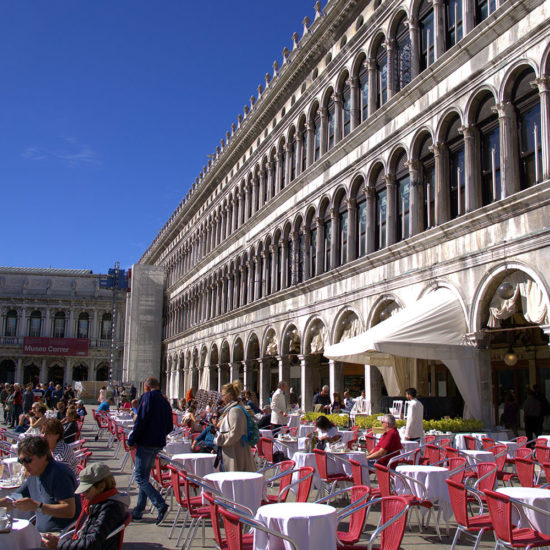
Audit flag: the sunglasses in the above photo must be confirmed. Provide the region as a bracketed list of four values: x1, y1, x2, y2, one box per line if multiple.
[18, 456, 34, 465]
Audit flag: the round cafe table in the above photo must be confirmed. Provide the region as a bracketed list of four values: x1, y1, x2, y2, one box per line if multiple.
[460, 450, 494, 466]
[286, 414, 301, 429]
[163, 440, 191, 456]
[497, 487, 550, 533]
[204, 471, 265, 514]
[254, 502, 337, 550]
[298, 425, 315, 438]
[0, 518, 41, 550]
[172, 453, 216, 477]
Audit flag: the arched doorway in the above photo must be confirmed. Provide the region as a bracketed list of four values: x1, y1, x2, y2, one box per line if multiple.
[96, 363, 109, 381]
[48, 364, 64, 386]
[0, 360, 15, 384]
[23, 363, 40, 386]
[72, 364, 88, 381]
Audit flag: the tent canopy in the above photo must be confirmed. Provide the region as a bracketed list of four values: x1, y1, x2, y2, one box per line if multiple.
[324, 289, 483, 420]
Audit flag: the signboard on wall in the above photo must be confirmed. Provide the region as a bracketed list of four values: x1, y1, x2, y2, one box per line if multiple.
[23, 337, 89, 357]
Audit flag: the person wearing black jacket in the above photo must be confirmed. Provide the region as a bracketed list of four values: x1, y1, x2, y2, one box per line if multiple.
[127, 377, 173, 524]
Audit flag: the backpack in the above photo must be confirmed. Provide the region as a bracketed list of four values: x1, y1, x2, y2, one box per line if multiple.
[236, 405, 260, 447]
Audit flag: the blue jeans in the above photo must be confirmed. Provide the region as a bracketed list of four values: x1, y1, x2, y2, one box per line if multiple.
[133, 445, 165, 516]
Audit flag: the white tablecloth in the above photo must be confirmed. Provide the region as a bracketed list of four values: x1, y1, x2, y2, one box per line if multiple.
[204, 471, 265, 514]
[497, 487, 550, 534]
[260, 429, 274, 440]
[164, 441, 191, 455]
[455, 432, 509, 450]
[0, 518, 41, 550]
[172, 453, 216, 477]
[395, 465, 452, 520]
[338, 430, 355, 444]
[286, 415, 301, 429]
[274, 438, 300, 458]
[255, 502, 337, 550]
[1, 458, 19, 478]
[298, 425, 315, 438]
[496, 440, 518, 460]
[292, 451, 361, 489]
[460, 450, 494, 466]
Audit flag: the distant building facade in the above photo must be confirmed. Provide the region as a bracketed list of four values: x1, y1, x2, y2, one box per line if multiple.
[134, 0, 550, 426]
[0, 267, 125, 385]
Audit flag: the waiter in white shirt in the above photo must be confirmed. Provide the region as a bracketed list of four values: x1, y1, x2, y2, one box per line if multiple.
[270, 381, 288, 432]
[351, 390, 370, 414]
[404, 387, 424, 441]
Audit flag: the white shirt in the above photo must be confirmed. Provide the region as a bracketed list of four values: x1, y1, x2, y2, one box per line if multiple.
[270, 388, 287, 425]
[405, 398, 424, 439]
[351, 396, 370, 414]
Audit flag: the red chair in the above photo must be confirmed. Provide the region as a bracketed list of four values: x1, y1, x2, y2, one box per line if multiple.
[315, 485, 370, 547]
[263, 460, 296, 504]
[485, 489, 550, 549]
[491, 445, 516, 485]
[172, 411, 181, 427]
[446, 479, 493, 550]
[542, 462, 550, 485]
[349, 458, 380, 497]
[335, 496, 410, 550]
[364, 434, 376, 452]
[257, 437, 274, 467]
[421, 443, 444, 465]
[92, 409, 108, 441]
[76, 450, 92, 473]
[288, 426, 298, 436]
[464, 435, 478, 450]
[535, 443, 550, 464]
[424, 435, 436, 443]
[313, 449, 353, 498]
[448, 457, 468, 482]
[515, 457, 537, 487]
[445, 446, 460, 459]
[285, 466, 315, 503]
[438, 438, 452, 448]
[471, 462, 497, 503]
[482, 437, 496, 450]
[514, 436, 528, 447]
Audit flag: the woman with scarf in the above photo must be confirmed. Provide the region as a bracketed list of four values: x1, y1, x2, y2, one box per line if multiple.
[40, 463, 129, 550]
[213, 380, 256, 472]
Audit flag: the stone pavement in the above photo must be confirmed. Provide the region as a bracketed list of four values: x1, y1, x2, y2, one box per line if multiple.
[82, 415, 497, 549]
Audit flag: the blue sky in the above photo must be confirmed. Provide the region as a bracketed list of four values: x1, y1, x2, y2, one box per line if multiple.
[1, 1, 317, 274]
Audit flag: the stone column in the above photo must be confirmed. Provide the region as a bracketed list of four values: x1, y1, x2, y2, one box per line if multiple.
[431, 142, 449, 225]
[385, 174, 397, 245]
[299, 355, 315, 412]
[463, 0, 476, 35]
[315, 218, 324, 276]
[306, 120, 315, 167]
[258, 170, 266, 207]
[409, 16, 420, 80]
[330, 208, 338, 269]
[386, 39, 396, 99]
[40, 358, 47, 382]
[364, 364, 383, 415]
[284, 142, 292, 186]
[261, 252, 268, 297]
[275, 152, 283, 195]
[252, 174, 259, 215]
[367, 58, 377, 116]
[270, 244, 278, 293]
[44, 309, 51, 338]
[243, 185, 250, 222]
[349, 76, 360, 131]
[230, 362, 240, 383]
[64, 359, 71, 385]
[295, 134, 303, 177]
[277, 355, 290, 384]
[267, 161, 275, 201]
[280, 240, 288, 289]
[227, 274, 234, 311]
[258, 359, 270, 409]
[303, 230, 311, 280]
[493, 102, 520, 198]
[320, 108, 328, 156]
[366, 185, 376, 254]
[18, 308, 27, 338]
[329, 360, 344, 400]
[433, 0, 445, 60]
[242, 360, 251, 390]
[247, 261, 254, 304]
[16, 357, 23, 384]
[334, 93, 343, 145]
[239, 190, 245, 226]
[346, 198, 357, 262]
[460, 125, 481, 212]
[408, 160, 423, 236]
[232, 198, 238, 233]
[533, 77, 550, 181]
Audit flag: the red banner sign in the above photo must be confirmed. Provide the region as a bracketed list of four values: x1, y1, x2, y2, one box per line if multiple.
[23, 337, 89, 357]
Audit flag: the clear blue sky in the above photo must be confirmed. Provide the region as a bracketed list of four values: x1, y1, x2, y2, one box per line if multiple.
[1, 1, 318, 274]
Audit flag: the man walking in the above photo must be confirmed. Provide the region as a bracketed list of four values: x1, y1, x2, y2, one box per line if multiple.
[128, 377, 173, 524]
[404, 387, 424, 441]
[270, 381, 288, 432]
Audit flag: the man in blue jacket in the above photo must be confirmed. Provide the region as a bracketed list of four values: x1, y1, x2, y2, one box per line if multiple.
[128, 377, 173, 524]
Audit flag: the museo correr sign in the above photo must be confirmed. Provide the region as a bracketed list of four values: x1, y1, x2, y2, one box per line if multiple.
[23, 337, 89, 357]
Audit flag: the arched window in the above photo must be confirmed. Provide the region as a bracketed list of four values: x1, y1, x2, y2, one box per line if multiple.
[394, 15, 411, 92]
[262, 164, 269, 206]
[28, 310, 41, 337]
[286, 233, 293, 288]
[277, 240, 283, 291]
[446, 0, 463, 49]
[513, 68, 542, 189]
[375, 41, 388, 109]
[266, 246, 273, 295]
[356, 184, 367, 258]
[242, 264, 248, 305]
[297, 230, 304, 284]
[313, 108, 321, 161]
[359, 61, 369, 122]
[300, 121, 308, 172]
[418, 0, 435, 72]
[342, 81, 351, 138]
[4, 310, 17, 337]
[100, 313, 112, 340]
[475, 0, 496, 24]
[280, 144, 287, 190]
[374, 168, 387, 250]
[309, 218, 317, 278]
[334, 194, 348, 267]
[77, 312, 89, 338]
[290, 132, 297, 181]
[418, 135, 435, 229]
[257, 254, 264, 299]
[327, 96, 336, 150]
[476, 94, 501, 206]
[446, 115, 465, 219]
[53, 312, 65, 338]
[394, 152, 410, 241]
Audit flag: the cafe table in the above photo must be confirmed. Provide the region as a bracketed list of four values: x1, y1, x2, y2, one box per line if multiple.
[298, 425, 316, 438]
[254, 502, 337, 550]
[497, 487, 550, 533]
[163, 440, 191, 456]
[204, 471, 265, 514]
[286, 414, 301, 429]
[0, 518, 41, 550]
[172, 453, 217, 477]
[460, 449, 494, 466]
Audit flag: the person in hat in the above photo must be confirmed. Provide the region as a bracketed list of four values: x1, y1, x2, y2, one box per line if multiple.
[41, 463, 130, 550]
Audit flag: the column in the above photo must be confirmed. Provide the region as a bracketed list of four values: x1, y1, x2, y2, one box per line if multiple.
[329, 360, 344, 400]
[431, 142, 449, 225]
[239, 266, 246, 306]
[299, 355, 314, 412]
[258, 359, 270, 409]
[238, 190, 245, 226]
[243, 186, 250, 222]
[433, 0, 445, 60]
[349, 76, 360, 131]
[367, 58, 377, 117]
[40, 359, 47, 382]
[364, 364, 383, 415]
[44, 309, 51, 338]
[258, 170, 266, 207]
[320, 108, 328, 156]
[18, 308, 27, 338]
[493, 102, 520, 198]
[334, 93, 343, 145]
[533, 77, 550, 181]
[270, 244, 278, 293]
[16, 358, 23, 384]
[64, 359, 71, 385]
[409, 16, 420, 80]
[306, 120, 315, 167]
[347, 198, 357, 262]
[295, 134, 303, 177]
[284, 142, 292, 185]
[315, 218, 324, 276]
[275, 152, 283, 195]
[232, 198, 238, 232]
[277, 355, 290, 384]
[329, 208, 338, 269]
[290, 232, 299, 286]
[303, 230, 311, 280]
[254, 257, 261, 300]
[261, 252, 268, 297]
[408, 160, 423, 236]
[230, 362, 240, 382]
[460, 125, 481, 212]
[252, 174, 259, 215]
[247, 262, 254, 303]
[227, 274, 234, 311]
[242, 360, 252, 390]
[366, 185, 376, 254]
[217, 365, 223, 392]
[280, 240, 288, 289]
[267, 161, 275, 201]
[385, 174, 397, 245]
[386, 39, 396, 98]
[463, 0, 476, 35]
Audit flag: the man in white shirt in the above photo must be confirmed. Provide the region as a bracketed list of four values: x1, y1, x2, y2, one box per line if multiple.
[351, 390, 370, 414]
[404, 387, 424, 441]
[270, 381, 288, 431]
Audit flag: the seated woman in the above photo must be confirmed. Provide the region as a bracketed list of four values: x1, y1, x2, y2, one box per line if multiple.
[42, 418, 79, 476]
[121, 397, 132, 410]
[56, 400, 67, 421]
[41, 463, 130, 550]
[191, 414, 219, 453]
[313, 415, 342, 449]
[25, 402, 48, 434]
[182, 405, 202, 433]
[63, 408, 80, 444]
[331, 392, 343, 413]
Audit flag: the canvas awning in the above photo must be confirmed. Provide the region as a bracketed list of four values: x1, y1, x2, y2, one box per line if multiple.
[324, 288, 483, 420]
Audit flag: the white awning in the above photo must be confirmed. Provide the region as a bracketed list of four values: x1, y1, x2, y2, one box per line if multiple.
[324, 288, 483, 420]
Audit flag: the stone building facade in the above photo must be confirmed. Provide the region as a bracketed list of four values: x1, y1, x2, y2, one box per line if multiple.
[0, 267, 126, 385]
[137, 0, 550, 426]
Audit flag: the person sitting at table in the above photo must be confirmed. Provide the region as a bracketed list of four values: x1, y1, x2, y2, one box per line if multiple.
[27, 402, 48, 433]
[13, 410, 31, 433]
[244, 391, 261, 414]
[76, 400, 87, 419]
[56, 400, 67, 421]
[331, 392, 343, 413]
[191, 413, 219, 453]
[365, 414, 402, 466]
[120, 397, 132, 410]
[130, 399, 139, 419]
[42, 418, 79, 476]
[182, 404, 202, 432]
[214, 380, 256, 472]
[0, 436, 80, 533]
[40, 463, 130, 550]
[257, 406, 272, 429]
[312, 385, 331, 413]
[62, 408, 80, 444]
[313, 415, 342, 449]
[97, 398, 110, 413]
